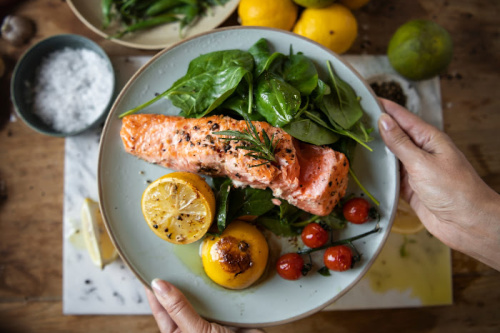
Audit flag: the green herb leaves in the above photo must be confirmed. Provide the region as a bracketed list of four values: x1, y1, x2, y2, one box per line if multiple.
[168, 50, 254, 117]
[103, 0, 230, 38]
[120, 39, 374, 153]
[213, 117, 280, 167]
[255, 72, 301, 127]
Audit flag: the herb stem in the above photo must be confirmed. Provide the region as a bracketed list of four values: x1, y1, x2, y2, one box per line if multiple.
[292, 214, 320, 227]
[349, 168, 380, 206]
[247, 80, 254, 114]
[213, 118, 279, 167]
[119, 89, 170, 118]
[297, 223, 381, 255]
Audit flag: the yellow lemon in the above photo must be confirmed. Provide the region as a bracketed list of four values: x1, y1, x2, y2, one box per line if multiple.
[202, 221, 269, 289]
[81, 198, 118, 269]
[238, 0, 298, 31]
[141, 172, 216, 245]
[293, 0, 335, 8]
[339, 0, 371, 10]
[391, 198, 425, 234]
[293, 3, 358, 54]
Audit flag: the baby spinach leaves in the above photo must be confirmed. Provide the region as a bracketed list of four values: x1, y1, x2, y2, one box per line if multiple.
[213, 178, 276, 232]
[167, 50, 254, 117]
[319, 61, 363, 130]
[283, 118, 339, 145]
[255, 72, 301, 127]
[215, 178, 232, 232]
[282, 50, 318, 96]
[121, 38, 378, 204]
[121, 39, 373, 153]
[120, 49, 253, 118]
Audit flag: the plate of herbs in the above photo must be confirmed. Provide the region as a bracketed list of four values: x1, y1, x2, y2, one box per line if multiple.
[67, 0, 239, 50]
[98, 27, 399, 326]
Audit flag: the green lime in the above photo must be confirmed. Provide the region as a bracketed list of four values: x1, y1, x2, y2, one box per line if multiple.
[388, 20, 453, 81]
[293, 0, 336, 8]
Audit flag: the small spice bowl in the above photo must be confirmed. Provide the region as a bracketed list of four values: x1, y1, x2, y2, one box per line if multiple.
[367, 73, 421, 116]
[11, 34, 116, 137]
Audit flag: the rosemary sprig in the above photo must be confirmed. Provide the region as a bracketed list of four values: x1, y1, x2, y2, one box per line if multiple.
[213, 119, 280, 168]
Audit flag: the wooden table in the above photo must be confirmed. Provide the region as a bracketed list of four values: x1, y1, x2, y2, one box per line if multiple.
[1, 1, 499, 332]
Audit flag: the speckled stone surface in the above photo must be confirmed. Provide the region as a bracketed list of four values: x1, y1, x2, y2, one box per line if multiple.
[63, 55, 448, 315]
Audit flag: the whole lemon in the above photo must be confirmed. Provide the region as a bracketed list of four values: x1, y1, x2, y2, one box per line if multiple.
[293, 0, 335, 8]
[238, 0, 298, 31]
[388, 20, 453, 80]
[339, 0, 371, 10]
[293, 4, 358, 54]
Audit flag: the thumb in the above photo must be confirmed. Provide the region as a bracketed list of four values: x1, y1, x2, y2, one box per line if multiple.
[151, 279, 213, 333]
[378, 112, 424, 165]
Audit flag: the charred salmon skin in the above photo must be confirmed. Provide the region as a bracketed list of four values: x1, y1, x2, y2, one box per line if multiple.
[121, 114, 349, 216]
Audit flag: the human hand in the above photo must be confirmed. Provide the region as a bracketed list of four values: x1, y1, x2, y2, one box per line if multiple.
[146, 279, 265, 333]
[378, 98, 500, 270]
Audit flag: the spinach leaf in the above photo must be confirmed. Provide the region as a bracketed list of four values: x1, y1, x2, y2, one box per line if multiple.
[255, 72, 301, 127]
[318, 267, 331, 276]
[248, 38, 271, 77]
[278, 200, 302, 223]
[166, 49, 254, 117]
[254, 200, 306, 236]
[205, 0, 231, 6]
[262, 52, 286, 75]
[310, 78, 331, 104]
[283, 52, 318, 96]
[283, 118, 339, 145]
[221, 94, 265, 121]
[254, 217, 299, 237]
[212, 176, 227, 191]
[227, 187, 276, 221]
[318, 61, 364, 130]
[319, 205, 348, 230]
[248, 38, 286, 77]
[215, 178, 232, 232]
[304, 110, 373, 151]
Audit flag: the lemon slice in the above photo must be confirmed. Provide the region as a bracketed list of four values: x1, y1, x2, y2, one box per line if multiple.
[141, 172, 216, 245]
[81, 198, 118, 269]
[391, 198, 425, 234]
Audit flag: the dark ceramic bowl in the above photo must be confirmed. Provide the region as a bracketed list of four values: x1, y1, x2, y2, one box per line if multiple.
[11, 34, 115, 137]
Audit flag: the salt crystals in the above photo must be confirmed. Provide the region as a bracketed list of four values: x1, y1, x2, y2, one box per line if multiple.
[31, 47, 113, 133]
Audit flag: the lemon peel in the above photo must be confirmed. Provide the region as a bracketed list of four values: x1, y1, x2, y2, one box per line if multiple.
[391, 198, 425, 235]
[81, 198, 118, 269]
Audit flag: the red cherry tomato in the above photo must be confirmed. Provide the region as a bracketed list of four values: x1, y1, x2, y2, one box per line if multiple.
[323, 245, 352, 271]
[343, 197, 371, 224]
[301, 222, 328, 248]
[276, 253, 304, 280]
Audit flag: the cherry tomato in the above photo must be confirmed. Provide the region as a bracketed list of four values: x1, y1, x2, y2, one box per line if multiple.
[324, 245, 352, 271]
[301, 222, 328, 248]
[276, 253, 304, 280]
[343, 197, 371, 224]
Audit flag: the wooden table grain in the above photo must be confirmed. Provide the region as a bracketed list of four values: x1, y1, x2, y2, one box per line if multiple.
[0, 1, 499, 332]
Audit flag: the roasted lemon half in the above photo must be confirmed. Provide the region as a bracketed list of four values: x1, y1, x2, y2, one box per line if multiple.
[202, 221, 269, 289]
[141, 172, 216, 245]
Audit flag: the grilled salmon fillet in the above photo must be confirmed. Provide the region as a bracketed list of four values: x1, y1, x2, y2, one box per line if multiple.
[121, 114, 349, 216]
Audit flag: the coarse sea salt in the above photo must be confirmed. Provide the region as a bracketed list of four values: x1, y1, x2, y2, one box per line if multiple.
[31, 47, 113, 133]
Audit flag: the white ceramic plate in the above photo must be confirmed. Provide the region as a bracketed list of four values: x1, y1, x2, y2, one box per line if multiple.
[98, 27, 399, 327]
[67, 0, 239, 50]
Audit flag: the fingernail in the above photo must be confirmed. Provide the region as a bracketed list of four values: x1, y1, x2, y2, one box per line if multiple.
[379, 113, 395, 131]
[151, 278, 171, 296]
